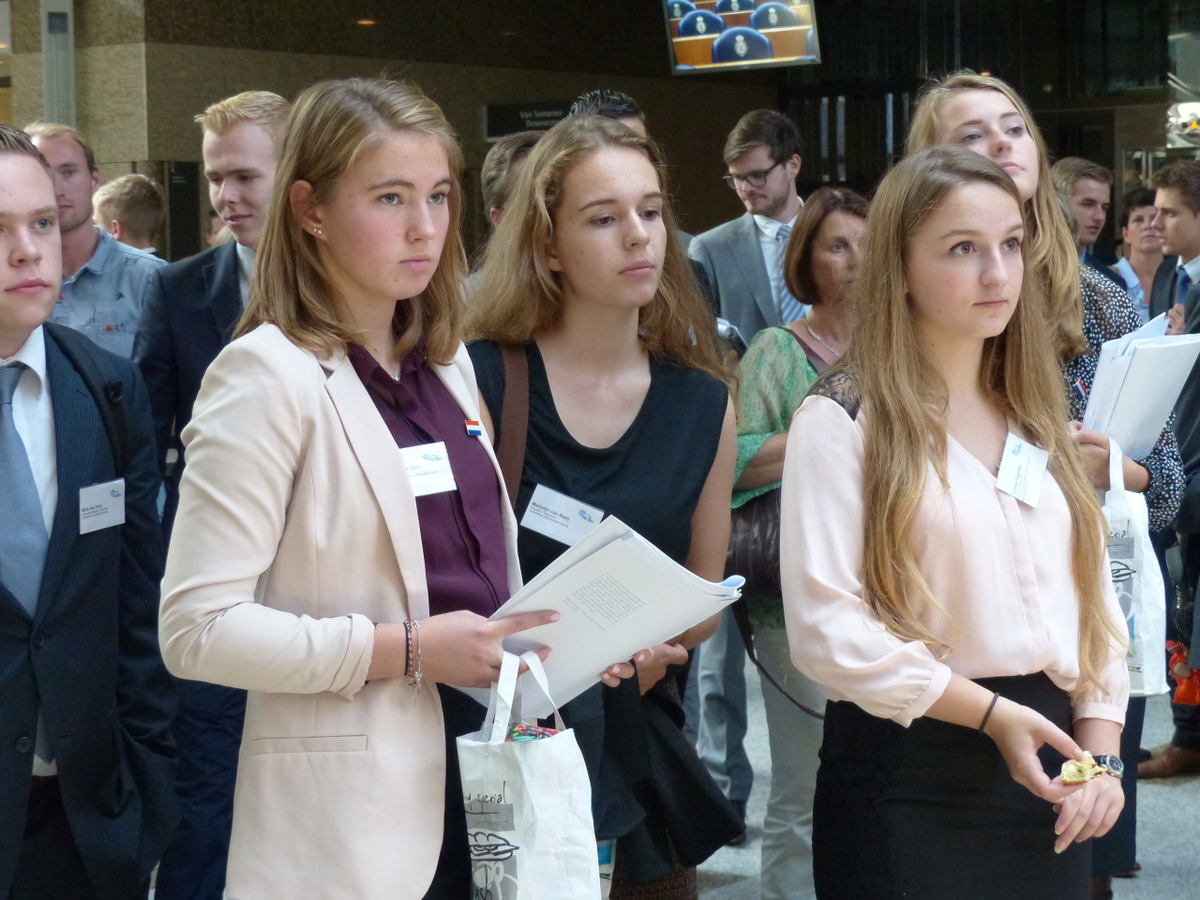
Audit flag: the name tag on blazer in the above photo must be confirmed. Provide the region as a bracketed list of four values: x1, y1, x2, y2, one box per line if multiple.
[79, 478, 125, 534]
[400, 441, 458, 497]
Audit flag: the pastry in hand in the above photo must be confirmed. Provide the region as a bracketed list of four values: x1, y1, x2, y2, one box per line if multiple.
[1060, 751, 1104, 783]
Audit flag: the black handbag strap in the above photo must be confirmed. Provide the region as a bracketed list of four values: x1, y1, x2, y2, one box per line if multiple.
[730, 327, 826, 720]
[731, 598, 824, 720]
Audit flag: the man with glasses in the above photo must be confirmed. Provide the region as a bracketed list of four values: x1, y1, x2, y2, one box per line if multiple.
[689, 109, 806, 342]
[686, 109, 805, 848]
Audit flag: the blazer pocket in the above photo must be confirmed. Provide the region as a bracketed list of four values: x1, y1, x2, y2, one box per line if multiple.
[244, 734, 368, 756]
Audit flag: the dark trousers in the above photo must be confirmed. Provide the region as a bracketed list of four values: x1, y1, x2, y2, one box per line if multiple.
[8, 778, 148, 900]
[153, 680, 245, 900]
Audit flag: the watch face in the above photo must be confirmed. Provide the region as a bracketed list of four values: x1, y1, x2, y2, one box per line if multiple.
[1096, 755, 1124, 776]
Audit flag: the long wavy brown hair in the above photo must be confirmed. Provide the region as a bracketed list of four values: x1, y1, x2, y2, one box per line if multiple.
[465, 115, 724, 380]
[844, 145, 1123, 691]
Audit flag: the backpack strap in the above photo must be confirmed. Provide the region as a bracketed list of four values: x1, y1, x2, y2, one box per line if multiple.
[497, 343, 529, 510]
[43, 322, 133, 476]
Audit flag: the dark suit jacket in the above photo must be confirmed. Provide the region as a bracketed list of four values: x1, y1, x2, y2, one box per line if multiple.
[1147, 256, 1200, 324]
[0, 329, 177, 899]
[133, 241, 242, 535]
[689, 212, 778, 342]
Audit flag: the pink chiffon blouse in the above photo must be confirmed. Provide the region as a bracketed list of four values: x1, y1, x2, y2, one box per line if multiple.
[780, 394, 1129, 728]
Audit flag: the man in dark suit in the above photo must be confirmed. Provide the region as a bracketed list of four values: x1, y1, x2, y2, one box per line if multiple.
[132, 90, 288, 900]
[1143, 160, 1200, 779]
[1148, 162, 1200, 328]
[0, 125, 176, 899]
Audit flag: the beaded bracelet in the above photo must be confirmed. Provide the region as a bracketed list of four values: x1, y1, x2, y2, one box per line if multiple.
[406, 619, 423, 701]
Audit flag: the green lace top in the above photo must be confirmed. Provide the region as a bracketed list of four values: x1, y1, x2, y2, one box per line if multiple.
[732, 326, 821, 627]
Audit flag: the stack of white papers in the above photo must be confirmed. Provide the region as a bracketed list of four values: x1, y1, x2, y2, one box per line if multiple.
[461, 516, 744, 718]
[1083, 314, 1200, 459]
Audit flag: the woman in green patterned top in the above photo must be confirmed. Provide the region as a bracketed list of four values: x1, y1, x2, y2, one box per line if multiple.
[733, 186, 867, 900]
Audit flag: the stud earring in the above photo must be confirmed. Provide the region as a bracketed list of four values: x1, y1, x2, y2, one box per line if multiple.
[314, 227, 323, 236]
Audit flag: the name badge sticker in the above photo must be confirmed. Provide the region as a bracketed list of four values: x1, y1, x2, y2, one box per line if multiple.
[79, 478, 126, 534]
[520, 484, 604, 547]
[995, 433, 1049, 507]
[399, 441, 458, 497]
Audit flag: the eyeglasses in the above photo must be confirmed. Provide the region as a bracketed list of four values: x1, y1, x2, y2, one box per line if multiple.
[723, 160, 782, 190]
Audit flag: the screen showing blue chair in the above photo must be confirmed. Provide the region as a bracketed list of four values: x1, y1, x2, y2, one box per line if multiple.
[712, 26, 772, 62]
[667, 0, 697, 20]
[751, 2, 800, 29]
[678, 9, 725, 37]
[716, 0, 757, 12]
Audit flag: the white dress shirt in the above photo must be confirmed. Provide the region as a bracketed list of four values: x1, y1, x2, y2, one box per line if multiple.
[753, 207, 800, 307]
[236, 241, 257, 308]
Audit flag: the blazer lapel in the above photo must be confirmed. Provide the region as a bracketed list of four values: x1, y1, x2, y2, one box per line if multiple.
[36, 338, 101, 619]
[204, 242, 245, 343]
[732, 214, 777, 328]
[430, 353, 523, 596]
[321, 354, 431, 620]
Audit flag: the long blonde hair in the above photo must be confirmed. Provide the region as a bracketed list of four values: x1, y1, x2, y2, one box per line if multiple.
[465, 115, 725, 380]
[845, 146, 1122, 689]
[906, 71, 1088, 362]
[238, 77, 466, 365]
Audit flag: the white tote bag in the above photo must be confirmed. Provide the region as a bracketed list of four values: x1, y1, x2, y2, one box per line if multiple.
[456, 651, 600, 899]
[1101, 439, 1167, 697]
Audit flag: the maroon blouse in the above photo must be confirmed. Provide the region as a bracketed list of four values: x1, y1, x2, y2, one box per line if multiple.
[347, 342, 509, 617]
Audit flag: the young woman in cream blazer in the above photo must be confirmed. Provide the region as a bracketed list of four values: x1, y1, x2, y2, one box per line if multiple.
[158, 78, 622, 899]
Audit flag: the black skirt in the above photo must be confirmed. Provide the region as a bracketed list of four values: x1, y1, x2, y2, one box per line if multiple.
[813, 673, 1090, 900]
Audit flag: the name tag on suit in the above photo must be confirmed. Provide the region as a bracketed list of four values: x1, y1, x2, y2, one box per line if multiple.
[79, 478, 125, 534]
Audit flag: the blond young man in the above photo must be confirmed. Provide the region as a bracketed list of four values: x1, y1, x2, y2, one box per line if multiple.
[131, 90, 289, 900]
[94, 173, 165, 253]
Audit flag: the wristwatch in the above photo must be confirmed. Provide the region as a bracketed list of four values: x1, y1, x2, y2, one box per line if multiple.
[1093, 755, 1124, 777]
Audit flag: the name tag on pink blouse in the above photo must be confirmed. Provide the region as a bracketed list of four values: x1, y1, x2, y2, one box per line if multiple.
[996, 433, 1048, 507]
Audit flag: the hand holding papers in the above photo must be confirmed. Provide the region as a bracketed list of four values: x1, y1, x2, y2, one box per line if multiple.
[1083, 313, 1200, 460]
[469, 516, 743, 718]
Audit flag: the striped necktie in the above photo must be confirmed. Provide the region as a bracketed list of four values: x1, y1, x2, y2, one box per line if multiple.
[0, 363, 48, 616]
[776, 224, 804, 324]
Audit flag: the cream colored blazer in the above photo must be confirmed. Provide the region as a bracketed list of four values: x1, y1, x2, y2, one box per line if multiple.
[159, 324, 522, 899]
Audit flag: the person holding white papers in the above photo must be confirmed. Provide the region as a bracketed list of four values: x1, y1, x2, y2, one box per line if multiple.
[157, 79, 567, 900]
[908, 71, 1183, 897]
[782, 145, 1129, 900]
[467, 115, 736, 899]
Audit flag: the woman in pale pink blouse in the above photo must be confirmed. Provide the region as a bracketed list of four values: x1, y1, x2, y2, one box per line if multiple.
[779, 146, 1129, 899]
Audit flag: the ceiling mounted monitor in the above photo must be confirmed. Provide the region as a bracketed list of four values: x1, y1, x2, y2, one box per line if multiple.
[664, 0, 821, 76]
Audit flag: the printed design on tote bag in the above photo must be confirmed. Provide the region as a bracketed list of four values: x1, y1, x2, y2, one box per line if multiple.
[466, 789, 520, 900]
